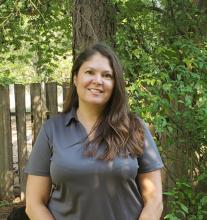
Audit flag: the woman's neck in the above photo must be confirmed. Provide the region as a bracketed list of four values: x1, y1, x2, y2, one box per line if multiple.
[76, 104, 103, 130]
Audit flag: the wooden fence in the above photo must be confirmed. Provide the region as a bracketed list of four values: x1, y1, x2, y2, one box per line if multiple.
[0, 82, 69, 200]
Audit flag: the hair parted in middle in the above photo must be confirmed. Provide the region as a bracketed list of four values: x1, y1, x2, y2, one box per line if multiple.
[64, 43, 144, 160]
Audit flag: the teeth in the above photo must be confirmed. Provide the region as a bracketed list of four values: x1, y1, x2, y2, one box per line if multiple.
[89, 89, 102, 93]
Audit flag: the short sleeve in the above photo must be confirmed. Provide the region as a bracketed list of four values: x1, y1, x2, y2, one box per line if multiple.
[25, 122, 52, 176]
[137, 121, 164, 173]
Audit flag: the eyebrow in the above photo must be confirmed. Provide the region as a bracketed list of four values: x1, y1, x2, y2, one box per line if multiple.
[85, 67, 113, 74]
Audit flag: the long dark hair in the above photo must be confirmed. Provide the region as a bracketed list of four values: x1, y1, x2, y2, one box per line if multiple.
[64, 43, 144, 160]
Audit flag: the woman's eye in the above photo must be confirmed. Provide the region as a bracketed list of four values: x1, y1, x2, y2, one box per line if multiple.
[85, 70, 93, 75]
[104, 73, 113, 79]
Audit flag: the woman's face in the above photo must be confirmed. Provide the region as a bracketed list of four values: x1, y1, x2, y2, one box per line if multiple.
[74, 52, 114, 109]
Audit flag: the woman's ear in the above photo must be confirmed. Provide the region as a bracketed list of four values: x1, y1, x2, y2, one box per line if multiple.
[73, 75, 77, 86]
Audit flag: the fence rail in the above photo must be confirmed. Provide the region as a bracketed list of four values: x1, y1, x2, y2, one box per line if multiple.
[0, 82, 69, 200]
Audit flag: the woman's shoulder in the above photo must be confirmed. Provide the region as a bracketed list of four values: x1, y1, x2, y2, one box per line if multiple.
[44, 112, 66, 125]
[42, 112, 69, 133]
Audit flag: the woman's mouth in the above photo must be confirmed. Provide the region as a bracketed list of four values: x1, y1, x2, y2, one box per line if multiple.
[88, 88, 103, 93]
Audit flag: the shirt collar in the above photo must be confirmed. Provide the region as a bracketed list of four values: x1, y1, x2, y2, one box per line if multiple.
[64, 107, 78, 126]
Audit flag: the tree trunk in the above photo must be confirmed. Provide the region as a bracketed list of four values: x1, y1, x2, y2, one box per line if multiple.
[193, 0, 207, 10]
[72, 0, 116, 60]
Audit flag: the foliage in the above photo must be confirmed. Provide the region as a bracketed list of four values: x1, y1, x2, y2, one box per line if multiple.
[115, 1, 207, 218]
[164, 178, 207, 220]
[0, 0, 72, 84]
[0, 200, 11, 208]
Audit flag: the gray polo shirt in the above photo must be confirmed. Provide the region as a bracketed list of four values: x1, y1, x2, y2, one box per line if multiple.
[25, 108, 164, 220]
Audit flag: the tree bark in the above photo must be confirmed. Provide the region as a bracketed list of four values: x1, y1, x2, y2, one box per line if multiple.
[72, 0, 116, 60]
[193, 0, 207, 11]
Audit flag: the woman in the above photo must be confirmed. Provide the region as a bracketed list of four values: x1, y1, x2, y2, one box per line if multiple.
[25, 43, 164, 220]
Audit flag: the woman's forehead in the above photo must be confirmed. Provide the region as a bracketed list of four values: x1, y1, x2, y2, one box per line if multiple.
[80, 53, 112, 72]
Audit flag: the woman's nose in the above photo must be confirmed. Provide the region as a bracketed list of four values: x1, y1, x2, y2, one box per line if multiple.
[93, 74, 103, 84]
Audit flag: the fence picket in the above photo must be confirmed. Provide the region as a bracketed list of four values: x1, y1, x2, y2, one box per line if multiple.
[46, 82, 58, 117]
[30, 83, 43, 145]
[62, 82, 69, 111]
[14, 84, 27, 200]
[0, 85, 13, 200]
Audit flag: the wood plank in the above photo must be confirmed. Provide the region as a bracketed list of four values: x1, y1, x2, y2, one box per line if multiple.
[30, 83, 42, 145]
[46, 82, 58, 117]
[0, 85, 13, 200]
[14, 84, 27, 200]
[62, 82, 69, 102]
[62, 82, 70, 111]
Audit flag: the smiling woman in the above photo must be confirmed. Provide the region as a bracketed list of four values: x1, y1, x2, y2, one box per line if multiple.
[25, 43, 164, 220]
[73, 52, 114, 111]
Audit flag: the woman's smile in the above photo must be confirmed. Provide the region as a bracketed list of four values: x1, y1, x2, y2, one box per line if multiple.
[88, 88, 103, 94]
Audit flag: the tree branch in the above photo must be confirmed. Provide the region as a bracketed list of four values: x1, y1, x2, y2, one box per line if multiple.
[0, 12, 13, 27]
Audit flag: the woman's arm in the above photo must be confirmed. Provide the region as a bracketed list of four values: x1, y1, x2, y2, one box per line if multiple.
[137, 169, 163, 220]
[25, 175, 55, 220]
